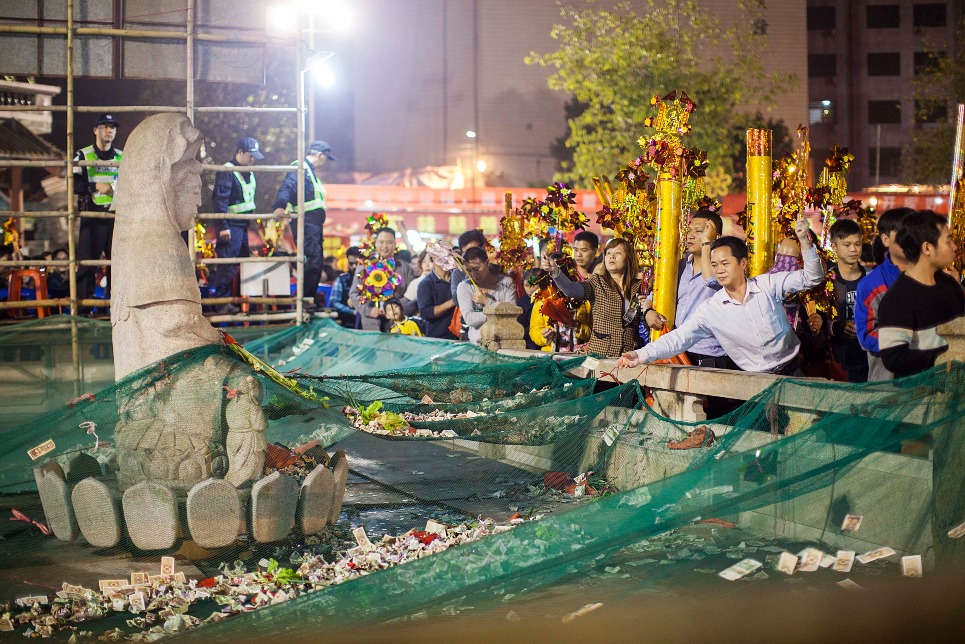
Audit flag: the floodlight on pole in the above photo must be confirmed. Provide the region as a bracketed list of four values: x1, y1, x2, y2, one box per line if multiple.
[466, 130, 477, 139]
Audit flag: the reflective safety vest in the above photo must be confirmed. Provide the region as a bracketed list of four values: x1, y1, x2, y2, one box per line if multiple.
[81, 145, 123, 207]
[287, 160, 326, 212]
[225, 162, 257, 214]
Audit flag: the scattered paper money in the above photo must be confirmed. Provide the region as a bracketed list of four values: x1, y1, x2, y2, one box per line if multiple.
[0, 618, 13, 631]
[776, 552, 798, 575]
[425, 520, 448, 536]
[160, 556, 175, 576]
[819, 553, 837, 568]
[947, 520, 965, 539]
[130, 572, 148, 585]
[841, 514, 863, 532]
[98, 580, 126, 595]
[856, 547, 896, 564]
[581, 356, 600, 371]
[901, 555, 923, 578]
[129, 591, 146, 613]
[353, 526, 373, 549]
[833, 550, 855, 573]
[562, 602, 604, 623]
[837, 578, 863, 591]
[796, 548, 823, 572]
[27, 439, 55, 460]
[15, 595, 48, 606]
[718, 558, 762, 581]
[174, 572, 186, 584]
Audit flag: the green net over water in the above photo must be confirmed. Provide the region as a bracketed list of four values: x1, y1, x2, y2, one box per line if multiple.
[0, 314, 963, 640]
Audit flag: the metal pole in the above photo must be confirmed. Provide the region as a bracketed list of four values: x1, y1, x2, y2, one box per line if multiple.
[65, 0, 78, 319]
[296, 32, 306, 325]
[875, 124, 881, 186]
[186, 0, 198, 265]
[66, 0, 80, 396]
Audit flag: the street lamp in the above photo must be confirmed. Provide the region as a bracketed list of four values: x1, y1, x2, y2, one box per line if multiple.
[466, 130, 479, 203]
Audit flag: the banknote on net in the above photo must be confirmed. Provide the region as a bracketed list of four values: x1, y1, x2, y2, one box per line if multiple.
[130, 572, 149, 585]
[718, 558, 762, 581]
[819, 553, 837, 568]
[27, 439, 56, 460]
[353, 526, 373, 549]
[833, 550, 855, 573]
[796, 548, 823, 572]
[947, 520, 965, 539]
[837, 578, 863, 591]
[841, 514, 863, 532]
[776, 552, 798, 575]
[856, 547, 896, 564]
[901, 555, 923, 578]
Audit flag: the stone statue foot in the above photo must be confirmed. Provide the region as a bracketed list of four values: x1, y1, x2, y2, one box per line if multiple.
[298, 465, 335, 536]
[71, 477, 122, 548]
[122, 481, 178, 551]
[186, 479, 241, 549]
[34, 463, 78, 541]
[250, 472, 298, 543]
[327, 450, 349, 525]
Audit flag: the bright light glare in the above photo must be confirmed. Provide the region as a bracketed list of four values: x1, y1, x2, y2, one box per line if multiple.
[934, 197, 945, 205]
[297, 0, 352, 31]
[821, 100, 831, 107]
[406, 229, 426, 252]
[266, 3, 296, 34]
[869, 197, 878, 207]
[476, 160, 488, 173]
[312, 63, 336, 89]
[466, 130, 477, 139]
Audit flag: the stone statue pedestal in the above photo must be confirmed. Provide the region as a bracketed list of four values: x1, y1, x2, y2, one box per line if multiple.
[479, 301, 526, 351]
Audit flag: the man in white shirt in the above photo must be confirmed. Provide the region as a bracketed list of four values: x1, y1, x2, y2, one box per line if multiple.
[617, 215, 824, 375]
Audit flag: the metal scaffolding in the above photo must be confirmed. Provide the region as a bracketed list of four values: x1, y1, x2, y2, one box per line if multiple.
[0, 0, 311, 326]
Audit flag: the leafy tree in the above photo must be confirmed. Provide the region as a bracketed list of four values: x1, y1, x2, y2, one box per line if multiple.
[527, 0, 797, 188]
[906, 23, 965, 186]
[726, 114, 795, 192]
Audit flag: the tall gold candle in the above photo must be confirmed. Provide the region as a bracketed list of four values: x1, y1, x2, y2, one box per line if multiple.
[949, 105, 965, 271]
[746, 129, 773, 276]
[651, 171, 682, 339]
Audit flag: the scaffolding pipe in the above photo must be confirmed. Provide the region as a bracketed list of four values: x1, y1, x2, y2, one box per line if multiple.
[65, 0, 77, 319]
[0, 105, 298, 114]
[0, 24, 295, 46]
[295, 26, 306, 326]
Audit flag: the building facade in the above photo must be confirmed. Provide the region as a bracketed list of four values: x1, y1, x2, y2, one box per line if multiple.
[349, 0, 807, 187]
[807, 1, 961, 188]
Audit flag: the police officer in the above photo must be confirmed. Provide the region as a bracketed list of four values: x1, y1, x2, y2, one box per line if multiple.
[208, 137, 263, 312]
[74, 113, 122, 303]
[272, 140, 335, 311]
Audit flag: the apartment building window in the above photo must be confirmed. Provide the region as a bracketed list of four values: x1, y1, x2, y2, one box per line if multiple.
[913, 4, 947, 27]
[868, 100, 902, 124]
[808, 54, 837, 78]
[915, 99, 948, 124]
[914, 51, 946, 75]
[807, 6, 836, 30]
[867, 53, 901, 76]
[867, 4, 900, 28]
[809, 100, 835, 125]
[870, 148, 903, 178]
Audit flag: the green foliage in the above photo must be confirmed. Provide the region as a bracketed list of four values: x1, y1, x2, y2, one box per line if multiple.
[527, 0, 797, 188]
[906, 25, 965, 185]
[359, 400, 408, 433]
[726, 114, 795, 192]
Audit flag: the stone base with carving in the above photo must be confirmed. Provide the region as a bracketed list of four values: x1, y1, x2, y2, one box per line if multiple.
[35, 450, 349, 551]
[479, 301, 527, 351]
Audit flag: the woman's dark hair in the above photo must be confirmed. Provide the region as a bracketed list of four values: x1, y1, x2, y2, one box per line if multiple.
[710, 236, 749, 261]
[896, 209, 947, 263]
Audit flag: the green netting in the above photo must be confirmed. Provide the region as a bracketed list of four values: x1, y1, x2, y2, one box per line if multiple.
[0, 315, 963, 641]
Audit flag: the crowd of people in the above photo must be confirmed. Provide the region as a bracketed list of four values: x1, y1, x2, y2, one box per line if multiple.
[324, 206, 963, 388]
